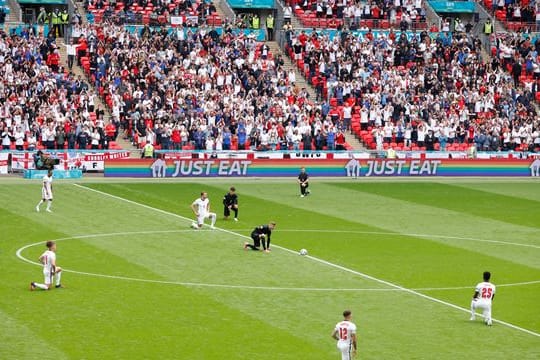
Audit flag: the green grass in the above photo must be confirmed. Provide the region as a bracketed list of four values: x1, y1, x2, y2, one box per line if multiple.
[0, 179, 539, 359]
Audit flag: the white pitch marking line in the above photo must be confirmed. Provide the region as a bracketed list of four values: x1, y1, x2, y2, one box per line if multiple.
[72, 183, 540, 338]
[16, 230, 540, 292]
[233, 229, 540, 249]
[16, 232, 393, 292]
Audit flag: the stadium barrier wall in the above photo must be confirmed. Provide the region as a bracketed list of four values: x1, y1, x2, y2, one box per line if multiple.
[104, 156, 540, 178]
[1, 150, 131, 174]
[2, 151, 539, 177]
[23, 169, 83, 179]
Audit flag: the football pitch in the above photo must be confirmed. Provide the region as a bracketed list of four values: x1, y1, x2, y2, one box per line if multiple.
[1, 178, 539, 359]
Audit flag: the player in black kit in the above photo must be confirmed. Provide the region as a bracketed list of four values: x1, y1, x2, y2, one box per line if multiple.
[244, 222, 276, 253]
[298, 167, 310, 197]
[223, 186, 238, 221]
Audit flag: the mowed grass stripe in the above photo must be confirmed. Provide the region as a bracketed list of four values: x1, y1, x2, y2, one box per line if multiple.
[3, 182, 539, 358]
[451, 182, 540, 203]
[82, 183, 540, 288]
[0, 309, 69, 360]
[332, 182, 540, 228]
[1, 189, 336, 359]
[79, 183, 540, 339]
[84, 183, 540, 312]
[220, 182, 539, 269]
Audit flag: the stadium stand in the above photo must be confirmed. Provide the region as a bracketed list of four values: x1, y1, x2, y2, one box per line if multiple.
[283, 27, 540, 152]
[76, 24, 354, 151]
[0, 30, 120, 151]
[291, 0, 428, 30]
[84, 0, 222, 26]
[481, 0, 539, 32]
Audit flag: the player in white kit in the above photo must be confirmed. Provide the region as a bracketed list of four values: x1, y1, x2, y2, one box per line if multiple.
[470, 271, 496, 326]
[30, 241, 63, 290]
[36, 169, 54, 212]
[190, 192, 216, 229]
[331, 310, 357, 360]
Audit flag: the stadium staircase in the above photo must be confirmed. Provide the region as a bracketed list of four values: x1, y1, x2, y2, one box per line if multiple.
[56, 39, 137, 153]
[213, 0, 233, 22]
[268, 39, 365, 150]
[6, 0, 22, 23]
[74, 0, 88, 24]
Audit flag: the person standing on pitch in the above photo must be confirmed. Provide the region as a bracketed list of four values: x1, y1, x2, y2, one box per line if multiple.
[244, 221, 276, 253]
[298, 166, 310, 197]
[332, 310, 357, 360]
[470, 271, 496, 326]
[30, 241, 63, 290]
[223, 186, 239, 221]
[36, 169, 54, 212]
[190, 192, 217, 229]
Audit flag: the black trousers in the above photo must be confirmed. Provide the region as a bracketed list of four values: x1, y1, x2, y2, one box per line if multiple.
[224, 205, 238, 218]
[247, 233, 269, 250]
[246, 233, 261, 250]
[300, 183, 309, 195]
[67, 54, 74, 70]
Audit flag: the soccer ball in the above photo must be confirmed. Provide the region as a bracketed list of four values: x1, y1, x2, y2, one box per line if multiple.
[299, 249, 308, 256]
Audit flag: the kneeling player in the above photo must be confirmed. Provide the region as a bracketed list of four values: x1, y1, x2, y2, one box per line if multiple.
[190, 192, 216, 229]
[30, 241, 63, 290]
[470, 271, 496, 326]
[244, 221, 276, 253]
[223, 186, 239, 221]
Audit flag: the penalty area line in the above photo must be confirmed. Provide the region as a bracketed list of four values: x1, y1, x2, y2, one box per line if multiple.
[72, 183, 540, 338]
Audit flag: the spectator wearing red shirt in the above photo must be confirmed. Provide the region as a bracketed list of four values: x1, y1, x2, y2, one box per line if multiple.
[335, 130, 346, 150]
[77, 36, 88, 65]
[104, 122, 116, 149]
[47, 49, 60, 73]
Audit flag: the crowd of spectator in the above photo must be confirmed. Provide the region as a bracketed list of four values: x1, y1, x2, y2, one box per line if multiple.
[284, 26, 540, 152]
[3, 2, 540, 155]
[0, 29, 117, 151]
[290, 0, 427, 30]
[84, 0, 220, 26]
[486, 0, 540, 32]
[79, 23, 351, 151]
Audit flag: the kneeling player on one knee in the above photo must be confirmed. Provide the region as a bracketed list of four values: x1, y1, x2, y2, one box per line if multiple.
[31, 241, 63, 291]
[223, 186, 239, 221]
[191, 192, 217, 229]
[244, 222, 276, 253]
[470, 271, 495, 326]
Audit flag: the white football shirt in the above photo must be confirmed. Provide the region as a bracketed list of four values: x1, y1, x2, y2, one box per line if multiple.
[192, 198, 209, 215]
[335, 320, 357, 345]
[42, 175, 52, 193]
[475, 281, 496, 302]
[41, 250, 56, 273]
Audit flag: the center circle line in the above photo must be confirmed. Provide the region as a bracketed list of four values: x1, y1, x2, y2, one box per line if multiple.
[15, 230, 540, 291]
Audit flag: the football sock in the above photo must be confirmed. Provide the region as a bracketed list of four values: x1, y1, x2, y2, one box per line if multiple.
[46, 202, 51, 211]
[55, 272, 62, 286]
[34, 282, 48, 290]
[233, 208, 238, 218]
[210, 213, 216, 226]
[246, 244, 259, 250]
[36, 200, 43, 208]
